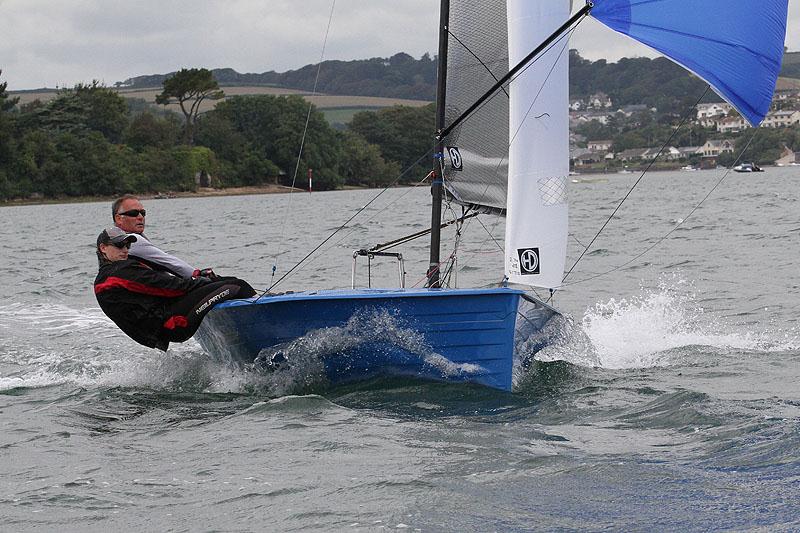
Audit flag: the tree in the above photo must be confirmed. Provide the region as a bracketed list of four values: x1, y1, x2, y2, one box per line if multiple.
[338, 131, 401, 187]
[0, 69, 19, 171]
[0, 69, 19, 112]
[156, 68, 224, 145]
[349, 104, 435, 181]
[209, 95, 343, 190]
[21, 81, 129, 143]
[124, 111, 182, 151]
[194, 112, 280, 186]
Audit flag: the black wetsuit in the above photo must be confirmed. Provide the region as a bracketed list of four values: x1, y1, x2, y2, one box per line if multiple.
[94, 259, 256, 351]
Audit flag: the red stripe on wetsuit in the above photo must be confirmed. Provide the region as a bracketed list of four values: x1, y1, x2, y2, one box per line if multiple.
[94, 276, 187, 298]
[162, 315, 189, 330]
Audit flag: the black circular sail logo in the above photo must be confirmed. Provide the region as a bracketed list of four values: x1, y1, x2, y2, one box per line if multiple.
[517, 247, 540, 275]
[447, 146, 463, 171]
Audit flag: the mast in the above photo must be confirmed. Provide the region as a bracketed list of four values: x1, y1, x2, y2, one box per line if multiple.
[427, 0, 450, 288]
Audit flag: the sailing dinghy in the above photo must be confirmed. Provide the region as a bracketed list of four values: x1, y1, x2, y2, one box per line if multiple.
[195, 0, 788, 391]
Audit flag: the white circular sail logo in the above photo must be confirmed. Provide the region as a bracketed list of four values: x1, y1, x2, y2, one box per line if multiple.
[517, 248, 540, 275]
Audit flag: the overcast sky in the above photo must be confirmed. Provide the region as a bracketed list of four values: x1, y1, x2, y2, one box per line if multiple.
[2, 0, 799, 91]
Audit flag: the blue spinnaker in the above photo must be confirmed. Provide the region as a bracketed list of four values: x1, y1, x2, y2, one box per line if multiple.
[590, 0, 788, 126]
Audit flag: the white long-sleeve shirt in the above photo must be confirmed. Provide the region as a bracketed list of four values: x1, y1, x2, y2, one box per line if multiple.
[128, 233, 196, 278]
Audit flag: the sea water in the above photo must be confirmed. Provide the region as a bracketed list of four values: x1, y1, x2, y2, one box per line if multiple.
[1, 168, 798, 531]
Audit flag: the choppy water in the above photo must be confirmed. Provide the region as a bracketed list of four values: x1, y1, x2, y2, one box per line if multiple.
[1, 168, 799, 531]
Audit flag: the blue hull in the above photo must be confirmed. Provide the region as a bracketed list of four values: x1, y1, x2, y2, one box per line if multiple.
[194, 287, 558, 391]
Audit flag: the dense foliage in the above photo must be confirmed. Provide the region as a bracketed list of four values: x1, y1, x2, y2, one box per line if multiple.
[122, 53, 438, 101]
[780, 50, 800, 79]
[1, 48, 798, 201]
[0, 73, 434, 201]
[119, 51, 800, 104]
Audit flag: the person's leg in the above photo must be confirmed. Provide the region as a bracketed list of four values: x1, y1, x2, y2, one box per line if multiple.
[160, 280, 248, 343]
[214, 276, 257, 298]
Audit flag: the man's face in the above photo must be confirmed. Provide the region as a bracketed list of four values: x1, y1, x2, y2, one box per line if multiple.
[114, 198, 146, 234]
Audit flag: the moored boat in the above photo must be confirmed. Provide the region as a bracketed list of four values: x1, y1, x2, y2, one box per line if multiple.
[733, 162, 764, 172]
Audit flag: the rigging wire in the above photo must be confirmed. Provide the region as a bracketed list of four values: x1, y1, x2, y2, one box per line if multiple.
[451, 29, 580, 288]
[325, 172, 433, 253]
[261, 6, 586, 297]
[264, 10, 586, 296]
[438, 3, 592, 141]
[257, 149, 434, 299]
[446, 30, 509, 97]
[448, 17, 585, 230]
[560, 85, 712, 285]
[269, 0, 337, 285]
[560, 130, 760, 289]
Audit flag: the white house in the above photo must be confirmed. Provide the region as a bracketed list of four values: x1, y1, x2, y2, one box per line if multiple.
[588, 92, 613, 109]
[762, 110, 800, 128]
[698, 139, 735, 156]
[696, 102, 732, 119]
[641, 146, 682, 160]
[587, 139, 613, 152]
[717, 116, 749, 133]
[574, 111, 611, 125]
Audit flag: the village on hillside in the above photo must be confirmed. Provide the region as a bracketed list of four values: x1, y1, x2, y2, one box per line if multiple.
[569, 78, 800, 171]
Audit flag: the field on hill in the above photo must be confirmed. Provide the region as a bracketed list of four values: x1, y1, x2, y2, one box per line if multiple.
[776, 77, 800, 91]
[11, 85, 431, 125]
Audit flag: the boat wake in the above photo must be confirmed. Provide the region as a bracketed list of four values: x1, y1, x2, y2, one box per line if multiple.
[2, 287, 795, 396]
[0, 302, 276, 394]
[0, 303, 488, 396]
[534, 277, 798, 370]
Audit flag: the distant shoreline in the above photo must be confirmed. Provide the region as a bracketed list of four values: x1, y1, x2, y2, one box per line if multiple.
[0, 184, 326, 207]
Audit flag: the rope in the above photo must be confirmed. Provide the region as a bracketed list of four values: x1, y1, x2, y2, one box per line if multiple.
[256, 149, 434, 299]
[458, 36, 572, 290]
[324, 172, 432, 252]
[450, 30, 578, 281]
[561, 85, 712, 284]
[561, 130, 759, 289]
[270, 0, 337, 286]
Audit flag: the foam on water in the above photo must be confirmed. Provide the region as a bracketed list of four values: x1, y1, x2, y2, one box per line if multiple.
[0, 302, 275, 394]
[3, 281, 796, 394]
[0, 303, 484, 396]
[536, 276, 799, 370]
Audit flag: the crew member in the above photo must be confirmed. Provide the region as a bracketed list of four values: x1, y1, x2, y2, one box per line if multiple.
[94, 227, 256, 351]
[112, 194, 207, 278]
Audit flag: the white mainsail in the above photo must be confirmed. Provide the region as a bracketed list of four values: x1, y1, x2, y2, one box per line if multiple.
[504, 0, 570, 289]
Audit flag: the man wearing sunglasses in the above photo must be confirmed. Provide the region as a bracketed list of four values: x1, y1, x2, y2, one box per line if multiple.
[112, 194, 206, 279]
[95, 227, 256, 351]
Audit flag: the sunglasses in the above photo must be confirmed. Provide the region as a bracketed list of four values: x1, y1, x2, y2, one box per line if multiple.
[117, 209, 146, 217]
[110, 241, 131, 249]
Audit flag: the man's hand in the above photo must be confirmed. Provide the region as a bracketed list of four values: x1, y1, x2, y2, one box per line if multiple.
[192, 268, 219, 280]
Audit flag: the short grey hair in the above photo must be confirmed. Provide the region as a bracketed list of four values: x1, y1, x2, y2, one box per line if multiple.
[112, 194, 139, 220]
